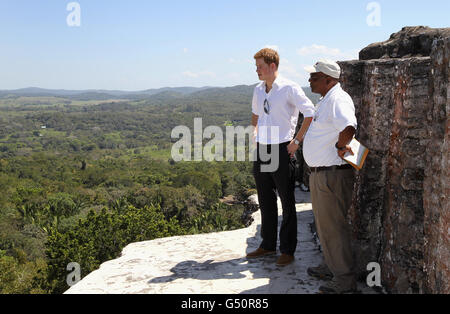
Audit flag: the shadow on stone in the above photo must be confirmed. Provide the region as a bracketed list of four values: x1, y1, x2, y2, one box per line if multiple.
[148, 224, 265, 285]
[148, 258, 249, 283]
[148, 208, 327, 294]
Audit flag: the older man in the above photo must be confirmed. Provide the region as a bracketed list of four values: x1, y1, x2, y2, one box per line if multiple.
[303, 60, 358, 293]
[246, 48, 315, 266]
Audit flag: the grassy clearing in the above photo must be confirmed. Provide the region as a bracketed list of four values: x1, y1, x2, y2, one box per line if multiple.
[0, 96, 131, 108]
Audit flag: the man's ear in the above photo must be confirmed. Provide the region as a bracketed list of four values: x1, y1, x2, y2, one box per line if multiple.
[270, 63, 277, 72]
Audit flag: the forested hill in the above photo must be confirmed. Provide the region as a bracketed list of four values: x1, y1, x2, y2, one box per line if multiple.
[0, 85, 320, 104]
[0, 86, 212, 99]
[0, 84, 319, 294]
[0, 85, 320, 153]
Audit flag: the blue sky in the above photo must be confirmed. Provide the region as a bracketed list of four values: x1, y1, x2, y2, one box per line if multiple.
[0, 0, 448, 90]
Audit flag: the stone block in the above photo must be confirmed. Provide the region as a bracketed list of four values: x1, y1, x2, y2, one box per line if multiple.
[339, 27, 449, 293]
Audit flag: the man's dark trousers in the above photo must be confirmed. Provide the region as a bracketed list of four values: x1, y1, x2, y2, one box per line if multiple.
[253, 142, 297, 255]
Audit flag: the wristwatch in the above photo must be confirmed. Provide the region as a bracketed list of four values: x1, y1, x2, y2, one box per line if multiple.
[294, 139, 300, 145]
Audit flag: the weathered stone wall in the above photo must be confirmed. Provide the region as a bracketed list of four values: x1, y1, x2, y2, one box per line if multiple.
[338, 27, 449, 294]
[359, 26, 450, 60]
[423, 36, 449, 294]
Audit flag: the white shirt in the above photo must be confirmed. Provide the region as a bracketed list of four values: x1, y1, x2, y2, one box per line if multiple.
[252, 75, 315, 144]
[303, 83, 357, 167]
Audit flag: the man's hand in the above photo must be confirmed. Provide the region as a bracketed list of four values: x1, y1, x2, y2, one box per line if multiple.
[287, 117, 312, 158]
[287, 140, 300, 158]
[337, 126, 356, 159]
[336, 125, 356, 159]
[251, 114, 258, 146]
[337, 145, 354, 159]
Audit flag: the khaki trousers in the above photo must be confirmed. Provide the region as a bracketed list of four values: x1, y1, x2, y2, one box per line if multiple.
[309, 168, 356, 289]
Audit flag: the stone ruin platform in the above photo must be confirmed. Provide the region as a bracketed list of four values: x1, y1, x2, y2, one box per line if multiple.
[65, 190, 377, 294]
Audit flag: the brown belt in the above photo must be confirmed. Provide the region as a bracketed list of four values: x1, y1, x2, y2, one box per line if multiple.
[309, 164, 353, 172]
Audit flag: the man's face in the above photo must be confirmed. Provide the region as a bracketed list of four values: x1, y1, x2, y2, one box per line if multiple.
[255, 58, 273, 81]
[309, 72, 328, 94]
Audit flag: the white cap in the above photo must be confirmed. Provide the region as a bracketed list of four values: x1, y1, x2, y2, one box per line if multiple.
[304, 59, 341, 79]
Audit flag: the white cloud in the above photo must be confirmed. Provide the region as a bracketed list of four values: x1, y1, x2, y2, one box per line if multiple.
[279, 59, 303, 79]
[278, 59, 310, 86]
[183, 48, 189, 53]
[182, 71, 198, 78]
[297, 44, 340, 56]
[297, 44, 358, 61]
[182, 71, 216, 78]
[227, 72, 241, 80]
[264, 45, 280, 52]
[229, 58, 255, 65]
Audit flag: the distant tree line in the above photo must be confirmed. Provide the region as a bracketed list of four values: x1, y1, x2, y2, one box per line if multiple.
[0, 92, 257, 294]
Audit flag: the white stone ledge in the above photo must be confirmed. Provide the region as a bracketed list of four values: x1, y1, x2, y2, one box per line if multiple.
[65, 191, 374, 294]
